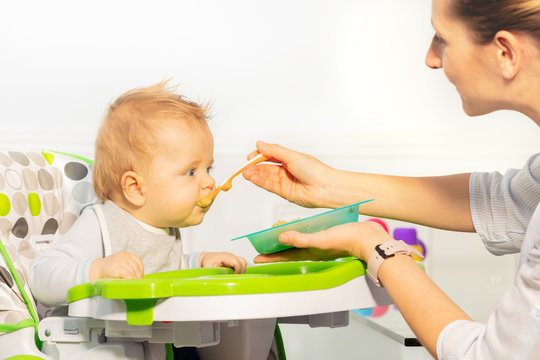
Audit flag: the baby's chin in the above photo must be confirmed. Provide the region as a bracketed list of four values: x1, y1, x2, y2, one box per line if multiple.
[178, 212, 206, 227]
[191, 217, 204, 226]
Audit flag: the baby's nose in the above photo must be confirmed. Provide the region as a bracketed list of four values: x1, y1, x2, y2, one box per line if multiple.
[203, 173, 216, 189]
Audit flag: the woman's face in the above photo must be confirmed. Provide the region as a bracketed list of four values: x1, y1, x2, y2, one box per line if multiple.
[426, 0, 500, 116]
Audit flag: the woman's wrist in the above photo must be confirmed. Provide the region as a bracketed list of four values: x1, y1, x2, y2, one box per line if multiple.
[356, 237, 385, 261]
[351, 221, 394, 261]
[318, 169, 362, 209]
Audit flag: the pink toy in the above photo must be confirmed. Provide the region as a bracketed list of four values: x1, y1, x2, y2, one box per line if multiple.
[367, 218, 389, 233]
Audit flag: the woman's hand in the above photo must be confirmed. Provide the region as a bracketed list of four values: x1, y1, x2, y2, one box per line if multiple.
[244, 142, 474, 232]
[254, 221, 393, 263]
[199, 251, 248, 274]
[243, 140, 337, 209]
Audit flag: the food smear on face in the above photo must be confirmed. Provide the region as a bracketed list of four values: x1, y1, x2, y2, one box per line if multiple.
[197, 196, 213, 208]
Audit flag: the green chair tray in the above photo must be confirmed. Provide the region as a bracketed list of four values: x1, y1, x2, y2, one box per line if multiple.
[68, 259, 366, 303]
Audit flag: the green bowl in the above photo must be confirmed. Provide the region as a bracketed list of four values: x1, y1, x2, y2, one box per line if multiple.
[231, 200, 373, 254]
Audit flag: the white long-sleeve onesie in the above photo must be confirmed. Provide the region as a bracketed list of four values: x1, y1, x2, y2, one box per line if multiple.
[29, 201, 200, 307]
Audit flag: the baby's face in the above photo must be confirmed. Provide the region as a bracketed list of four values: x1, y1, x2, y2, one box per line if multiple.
[139, 121, 215, 228]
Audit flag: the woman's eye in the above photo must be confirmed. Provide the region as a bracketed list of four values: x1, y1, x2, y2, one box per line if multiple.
[434, 33, 445, 45]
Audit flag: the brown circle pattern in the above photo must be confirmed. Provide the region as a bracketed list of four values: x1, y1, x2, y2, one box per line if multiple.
[64, 162, 88, 181]
[51, 167, 63, 189]
[12, 192, 27, 215]
[28, 152, 46, 167]
[12, 217, 29, 239]
[43, 193, 60, 216]
[0, 153, 13, 167]
[5, 169, 22, 190]
[22, 168, 38, 190]
[0, 219, 11, 237]
[41, 218, 59, 235]
[37, 169, 54, 191]
[0, 266, 13, 288]
[8, 152, 30, 166]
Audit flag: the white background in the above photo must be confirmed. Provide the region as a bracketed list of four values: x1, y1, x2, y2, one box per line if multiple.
[1, 1, 539, 358]
[1, 0, 538, 150]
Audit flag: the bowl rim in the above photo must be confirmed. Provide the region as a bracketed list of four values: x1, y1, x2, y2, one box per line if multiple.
[230, 199, 374, 241]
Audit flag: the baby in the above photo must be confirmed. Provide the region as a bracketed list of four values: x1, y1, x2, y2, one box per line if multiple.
[29, 81, 247, 307]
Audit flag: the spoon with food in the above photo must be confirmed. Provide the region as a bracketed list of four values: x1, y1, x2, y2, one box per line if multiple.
[198, 153, 269, 208]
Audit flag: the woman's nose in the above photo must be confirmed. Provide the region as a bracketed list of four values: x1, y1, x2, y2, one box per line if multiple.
[425, 37, 442, 69]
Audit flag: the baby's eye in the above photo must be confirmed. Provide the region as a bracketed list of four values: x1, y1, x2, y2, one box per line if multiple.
[207, 166, 214, 174]
[187, 169, 195, 176]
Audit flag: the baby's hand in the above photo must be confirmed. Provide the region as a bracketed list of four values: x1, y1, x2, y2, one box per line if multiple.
[199, 252, 247, 274]
[89, 251, 144, 280]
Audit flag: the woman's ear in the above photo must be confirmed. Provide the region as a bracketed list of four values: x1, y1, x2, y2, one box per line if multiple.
[120, 171, 145, 207]
[493, 30, 522, 80]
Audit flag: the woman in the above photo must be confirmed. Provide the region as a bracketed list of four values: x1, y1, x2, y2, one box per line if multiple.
[242, 0, 540, 358]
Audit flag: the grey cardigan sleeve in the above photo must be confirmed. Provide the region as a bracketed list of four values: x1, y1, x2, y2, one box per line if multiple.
[469, 153, 540, 255]
[437, 203, 540, 359]
[437, 153, 540, 359]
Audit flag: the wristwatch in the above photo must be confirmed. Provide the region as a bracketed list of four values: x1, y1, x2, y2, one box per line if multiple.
[367, 240, 424, 287]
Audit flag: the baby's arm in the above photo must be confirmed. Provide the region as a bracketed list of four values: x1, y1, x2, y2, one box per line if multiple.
[198, 252, 247, 274]
[29, 209, 103, 306]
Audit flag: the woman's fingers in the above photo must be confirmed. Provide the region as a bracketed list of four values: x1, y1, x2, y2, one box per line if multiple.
[255, 140, 290, 162]
[279, 229, 336, 250]
[243, 162, 299, 204]
[253, 248, 323, 263]
[252, 230, 344, 264]
[254, 222, 394, 264]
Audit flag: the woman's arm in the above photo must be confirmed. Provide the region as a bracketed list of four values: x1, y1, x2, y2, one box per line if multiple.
[331, 171, 474, 231]
[244, 141, 474, 232]
[254, 221, 472, 358]
[378, 254, 471, 358]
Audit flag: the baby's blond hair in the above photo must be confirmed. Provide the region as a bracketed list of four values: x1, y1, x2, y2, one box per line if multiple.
[93, 80, 210, 201]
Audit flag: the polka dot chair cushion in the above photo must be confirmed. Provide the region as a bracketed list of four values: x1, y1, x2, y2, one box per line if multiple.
[0, 150, 95, 333]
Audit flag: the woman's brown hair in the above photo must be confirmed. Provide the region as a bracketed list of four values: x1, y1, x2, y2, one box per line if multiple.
[452, 0, 540, 44]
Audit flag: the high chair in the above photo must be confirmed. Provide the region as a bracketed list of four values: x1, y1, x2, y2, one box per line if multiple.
[0, 150, 393, 359]
[0, 149, 99, 358]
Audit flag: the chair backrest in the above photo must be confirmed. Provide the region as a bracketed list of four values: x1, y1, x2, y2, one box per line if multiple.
[0, 150, 95, 336]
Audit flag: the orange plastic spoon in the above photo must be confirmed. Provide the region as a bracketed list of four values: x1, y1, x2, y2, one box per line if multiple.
[198, 153, 268, 208]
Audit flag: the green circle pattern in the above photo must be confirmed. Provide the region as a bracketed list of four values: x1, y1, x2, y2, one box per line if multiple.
[41, 152, 54, 166]
[27, 193, 41, 216]
[0, 193, 10, 216]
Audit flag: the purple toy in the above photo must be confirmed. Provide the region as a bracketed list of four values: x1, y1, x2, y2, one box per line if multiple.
[393, 227, 427, 257]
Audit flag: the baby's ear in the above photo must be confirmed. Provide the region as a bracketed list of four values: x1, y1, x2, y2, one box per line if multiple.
[121, 171, 145, 207]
